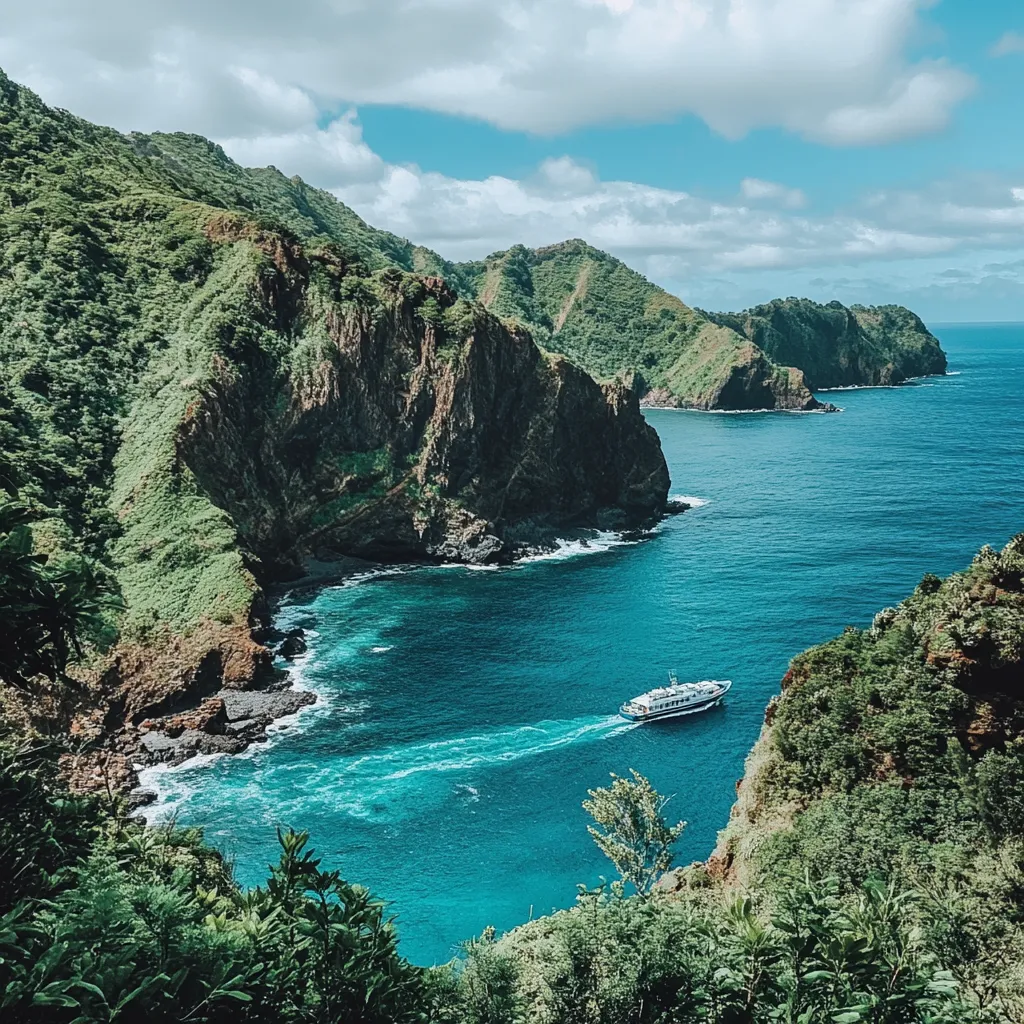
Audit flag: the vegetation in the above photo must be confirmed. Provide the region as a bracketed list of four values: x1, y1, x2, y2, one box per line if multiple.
[0, 740, 426, 1022]
[0, 498, 110, 692]
[583, 769, 686, 898]
[705, 298, 947, 390]
[1, 535, 1021, 1020]
[0, 59, 1014, 1024]
[455, 241, 944, 409]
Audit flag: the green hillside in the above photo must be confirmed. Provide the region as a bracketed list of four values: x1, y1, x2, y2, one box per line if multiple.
[0, 67, 668, 770]
[457, 241, 946, 410]
[707, 297, 948, 390]
[455, 240, 822, 411]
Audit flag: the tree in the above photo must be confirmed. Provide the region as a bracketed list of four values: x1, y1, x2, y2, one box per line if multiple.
[582, 770, 685, 898]
[0, 499, 109, 690]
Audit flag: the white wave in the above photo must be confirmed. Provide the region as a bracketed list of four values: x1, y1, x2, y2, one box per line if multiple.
[136, 751, 237, 823]
[293, 715, 636, 819]
[517, 531, 640, 565]
[370, 645, 393, 654]
[670, 494, 709, 508]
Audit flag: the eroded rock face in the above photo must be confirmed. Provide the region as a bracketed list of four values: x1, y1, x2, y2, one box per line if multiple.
[707, 299, 947, 391]
[177, 259, 670, 573]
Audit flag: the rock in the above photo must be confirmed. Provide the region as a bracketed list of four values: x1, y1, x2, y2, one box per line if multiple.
[277, 630, 307, 660]
[141, 697, 229, 737]
[127, 788, 158, 811]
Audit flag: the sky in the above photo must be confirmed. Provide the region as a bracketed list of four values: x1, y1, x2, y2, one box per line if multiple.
[2, 0, 1024, 320]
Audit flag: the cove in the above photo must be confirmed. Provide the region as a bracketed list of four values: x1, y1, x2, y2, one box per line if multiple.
[141, 324, 1024, 966]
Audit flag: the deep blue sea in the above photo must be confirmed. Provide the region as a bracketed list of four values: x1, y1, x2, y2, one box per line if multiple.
[142, 324, 1024, 965]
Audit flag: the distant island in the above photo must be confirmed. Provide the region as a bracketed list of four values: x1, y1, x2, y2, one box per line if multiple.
[458, 240, 947, 412]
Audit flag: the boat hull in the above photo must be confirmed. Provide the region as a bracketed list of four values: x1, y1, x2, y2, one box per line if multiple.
[619, 694, 726, 722]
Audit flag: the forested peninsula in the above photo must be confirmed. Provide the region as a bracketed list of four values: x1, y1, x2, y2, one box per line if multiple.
[457, 241, 946, 411]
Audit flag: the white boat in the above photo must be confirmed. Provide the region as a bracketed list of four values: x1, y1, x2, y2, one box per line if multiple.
[619, 675, 732, 722]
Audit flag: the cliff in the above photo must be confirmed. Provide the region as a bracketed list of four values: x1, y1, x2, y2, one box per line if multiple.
[693, 535, 1024, 997]
[455, 241, 824, 412]
[456, 241, 945, 410]
[705, 297, 948, 390]
[0, 69, 667, 775]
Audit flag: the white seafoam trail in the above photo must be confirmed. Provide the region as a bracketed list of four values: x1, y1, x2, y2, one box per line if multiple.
[139, 714, 638, 826]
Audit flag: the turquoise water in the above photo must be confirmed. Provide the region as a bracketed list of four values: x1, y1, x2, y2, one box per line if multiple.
[143, 324, 1024, 965]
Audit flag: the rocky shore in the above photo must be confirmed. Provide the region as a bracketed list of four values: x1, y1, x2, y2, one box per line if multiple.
[124, 514, 686, 807]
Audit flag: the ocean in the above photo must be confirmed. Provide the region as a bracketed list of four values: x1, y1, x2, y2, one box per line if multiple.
[140, 323, 1024, 965]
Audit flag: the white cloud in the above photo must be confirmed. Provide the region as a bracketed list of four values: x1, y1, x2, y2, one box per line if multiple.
[740, 178, 807, 209]
[0, 0, 972, 145]
[816, 65, 973, 146]
[991, 31, 1024, 57]
[218, 113, 385, 185]
[215, 116, 1024, 294]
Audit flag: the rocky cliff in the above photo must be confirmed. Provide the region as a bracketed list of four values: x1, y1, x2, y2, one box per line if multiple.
[705, 297, 947, 390]
[456, 241, 945, 410]
[697, 534, 1024, 893]
[0, 69, 667, 780]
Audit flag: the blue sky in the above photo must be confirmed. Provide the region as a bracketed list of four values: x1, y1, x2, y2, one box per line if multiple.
[2, 0, 1023, 319]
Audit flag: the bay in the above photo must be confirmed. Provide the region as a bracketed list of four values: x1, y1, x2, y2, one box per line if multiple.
[141, 323, 1024, 965]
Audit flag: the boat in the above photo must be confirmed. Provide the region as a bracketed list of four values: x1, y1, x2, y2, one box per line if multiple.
[619, 675, 732, 722]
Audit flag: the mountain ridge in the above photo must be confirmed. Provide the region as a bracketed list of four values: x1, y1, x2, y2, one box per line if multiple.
[455, 239, 945, 410]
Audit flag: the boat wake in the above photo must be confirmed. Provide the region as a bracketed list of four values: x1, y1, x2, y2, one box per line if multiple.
[140, 715, 636, 825]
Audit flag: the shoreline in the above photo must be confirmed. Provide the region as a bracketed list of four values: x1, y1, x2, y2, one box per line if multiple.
[816, 370, 951, 393]
[128, 509, 694, 809]
[642, 371, 951, 412]
[642, 405, 840, 414]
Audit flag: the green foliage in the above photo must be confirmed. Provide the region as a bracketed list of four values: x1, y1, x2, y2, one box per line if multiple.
[583, 770, 686, 898]
[457, 240, 712, 395]
[716, 535, 1024, 1018]
[705, 298, 947, 390]
[472, 876, 980, 1024]
[0, 499, 111, 689]
[0, 738, 104, 914]
[0, 66, 468, 645]
[0, 741, 428, 1023]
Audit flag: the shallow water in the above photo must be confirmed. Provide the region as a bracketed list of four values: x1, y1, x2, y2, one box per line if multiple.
[142, 324, 1024, 965]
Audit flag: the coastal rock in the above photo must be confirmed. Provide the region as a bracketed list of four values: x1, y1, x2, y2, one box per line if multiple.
[140, 697, 229, 737]
[706, 298, 947, 390]
[174, 257, 669, 574]
[277, 630, 307, 660]
[134, 685, 318, 768]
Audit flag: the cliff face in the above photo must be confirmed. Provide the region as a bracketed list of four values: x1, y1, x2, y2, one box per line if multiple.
[0, 69, 667, 771]
[173, 224, 668, 576]
[701, 534, 1024, 892]
[706, 298, 947, 390]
